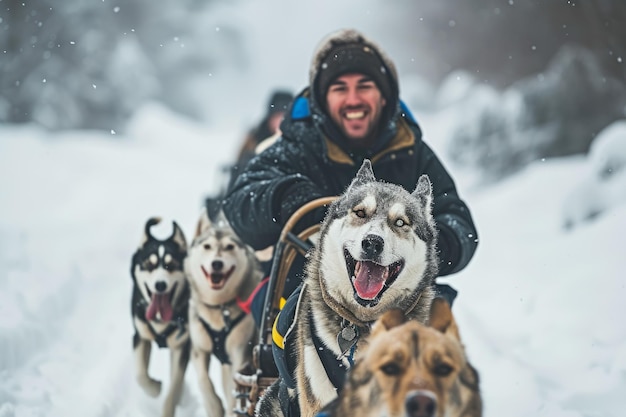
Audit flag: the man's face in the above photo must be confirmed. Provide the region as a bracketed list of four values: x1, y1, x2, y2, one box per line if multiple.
[325, 73, 387, 147]
[268, 111, 285, 135]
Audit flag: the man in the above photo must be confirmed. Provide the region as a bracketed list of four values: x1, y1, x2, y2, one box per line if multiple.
[228, 89, 294, 190]
[223, 28, 478, 319]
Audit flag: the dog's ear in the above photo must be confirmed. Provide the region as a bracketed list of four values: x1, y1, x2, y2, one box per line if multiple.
[412, 175, 433, 218]
[171, 221, 187, 251]
[194, 208, 212, 238]
[429, 298, 452, 332]
[205, 197, 224, 222]
[346, 159, 376, 194]
[140, 217, 162, 247]
[213, 209, 230, 229]
[372, 308, 406, 336]
[429, 298, 461, 341]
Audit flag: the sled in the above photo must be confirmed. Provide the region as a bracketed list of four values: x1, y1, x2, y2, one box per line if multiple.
[232, 196, 336, 416]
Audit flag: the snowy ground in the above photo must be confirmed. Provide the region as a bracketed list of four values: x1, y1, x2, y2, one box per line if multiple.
[1, 104, 625, 417]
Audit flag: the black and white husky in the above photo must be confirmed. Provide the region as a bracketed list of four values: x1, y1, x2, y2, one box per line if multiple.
[185, 208, 264, 417]
[131, 217, 191, 417]
[258, 160, 439, 417]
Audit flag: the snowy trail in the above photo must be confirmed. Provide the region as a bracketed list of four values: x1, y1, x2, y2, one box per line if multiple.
[1, 113, 237, 417]
[2, 109, 626, 417]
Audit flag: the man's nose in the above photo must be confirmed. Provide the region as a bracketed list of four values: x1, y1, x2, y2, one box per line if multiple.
[344, 87, 362, 105]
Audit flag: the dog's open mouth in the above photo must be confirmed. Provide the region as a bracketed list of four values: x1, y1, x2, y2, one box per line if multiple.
[344, 249, 404, 306]
[145, 282, 177, 322]
[201, 265, 235, 289]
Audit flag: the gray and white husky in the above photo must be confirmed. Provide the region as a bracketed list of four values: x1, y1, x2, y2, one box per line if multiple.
[185, 208, 263, 417]
[257, 159, 439, 417]
[131, 217, 190, 417]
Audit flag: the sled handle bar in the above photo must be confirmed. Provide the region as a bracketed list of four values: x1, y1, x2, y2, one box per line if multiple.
[259, 196, 336, 346]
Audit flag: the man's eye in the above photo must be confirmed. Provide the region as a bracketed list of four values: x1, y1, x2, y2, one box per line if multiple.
[329, 85, 347, 93]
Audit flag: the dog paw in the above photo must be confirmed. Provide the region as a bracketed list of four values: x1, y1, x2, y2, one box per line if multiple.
[137, 376, 162, 397]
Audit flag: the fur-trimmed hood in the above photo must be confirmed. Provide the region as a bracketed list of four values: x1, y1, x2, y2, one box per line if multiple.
[308, 28, 399, 107]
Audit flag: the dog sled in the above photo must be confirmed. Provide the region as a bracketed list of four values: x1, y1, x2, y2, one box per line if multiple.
[232, 196, 336, 416]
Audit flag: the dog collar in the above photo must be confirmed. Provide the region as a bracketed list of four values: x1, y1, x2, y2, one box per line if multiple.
[336, 319, 359, 365]
[200, 277, 269, 315]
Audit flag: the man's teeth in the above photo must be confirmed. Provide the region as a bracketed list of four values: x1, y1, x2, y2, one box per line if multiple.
[345, 111, 365, 120]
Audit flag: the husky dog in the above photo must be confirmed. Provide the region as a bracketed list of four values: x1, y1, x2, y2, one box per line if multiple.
[131, 217, 191, 417]
[185, 208, 264, 417]
[320, 299, 482, 417]
[258, 160, 439, 417]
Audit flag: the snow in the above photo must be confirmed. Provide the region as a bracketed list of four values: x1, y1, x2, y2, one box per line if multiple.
[2, 1, 626, 414]
[561, 121, 626, 230]
[2, 104, 625, 417]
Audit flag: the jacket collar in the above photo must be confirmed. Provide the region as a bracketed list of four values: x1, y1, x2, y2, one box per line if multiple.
[324, 117, 415, 166]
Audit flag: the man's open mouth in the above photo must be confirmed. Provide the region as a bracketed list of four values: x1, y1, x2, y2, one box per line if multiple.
[201, 265, 235, 289]
[345, 110, 365, 120]
[344, 249, 404, 307]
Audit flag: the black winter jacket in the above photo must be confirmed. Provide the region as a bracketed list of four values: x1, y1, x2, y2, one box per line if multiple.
[223, 89, 478, 276]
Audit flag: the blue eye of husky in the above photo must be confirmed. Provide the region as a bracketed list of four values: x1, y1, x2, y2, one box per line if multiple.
[353, 209, 366, 218]
[395, 219, 406, 227]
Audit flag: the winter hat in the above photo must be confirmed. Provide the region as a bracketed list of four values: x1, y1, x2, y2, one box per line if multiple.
[266, 90, 294, 116]
[310, 29, 398, 106]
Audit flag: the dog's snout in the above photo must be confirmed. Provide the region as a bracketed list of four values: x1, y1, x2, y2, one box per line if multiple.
[211, 260, 224, 271]
[155, 281, 167, 293]
[406, 390, 437, 417]
[361, 234, 384, 258]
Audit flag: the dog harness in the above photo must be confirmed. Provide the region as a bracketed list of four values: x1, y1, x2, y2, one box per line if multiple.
[195, 278, 268, 364]
[147, 315, 187, 348]
[272, 285, 361, 417]
[198, 309, 247, 365]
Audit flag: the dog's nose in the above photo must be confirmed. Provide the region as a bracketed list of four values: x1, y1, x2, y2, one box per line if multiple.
[361, 234, 384, 258]
[155, 281, 167, 293]
[212, 260, 224, 271]
[405, 390, 437, 417]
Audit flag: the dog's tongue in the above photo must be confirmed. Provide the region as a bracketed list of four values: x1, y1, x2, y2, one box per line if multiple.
[146, 293, 173, 322]
[353, 261, 388, 300]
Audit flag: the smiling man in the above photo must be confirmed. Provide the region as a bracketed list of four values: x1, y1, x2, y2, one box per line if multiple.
[325, 73, 386, 148]
[223, 28, 478, 321]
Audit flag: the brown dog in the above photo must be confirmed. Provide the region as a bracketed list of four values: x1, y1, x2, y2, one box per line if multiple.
[320, 299, 482, 417]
